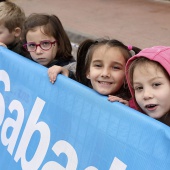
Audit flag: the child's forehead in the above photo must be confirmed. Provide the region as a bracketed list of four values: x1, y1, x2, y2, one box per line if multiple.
[26, 27, 53, 40]
[135, 61, 165, 76]
[95, 44, 116, 49]
[93, 45, 121, 54]
[30, 26, 45, 31]
[93, 45, 124, 56]
[27, 26, 48, 35]
[91, 47, 126, 66]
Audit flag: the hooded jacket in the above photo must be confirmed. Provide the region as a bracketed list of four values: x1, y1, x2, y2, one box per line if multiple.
[125, 46, 170, 111]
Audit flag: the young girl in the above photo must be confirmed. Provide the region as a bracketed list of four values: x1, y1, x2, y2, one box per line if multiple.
[126, 46, 170, 126]
[22, 13, 76, 80]
[76, 38, 141, 105]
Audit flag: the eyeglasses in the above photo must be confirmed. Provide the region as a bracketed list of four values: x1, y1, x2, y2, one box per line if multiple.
[23, 40, 57, 52]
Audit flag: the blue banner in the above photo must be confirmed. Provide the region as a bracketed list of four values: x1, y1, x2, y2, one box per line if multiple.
[0, 46, 170, 170]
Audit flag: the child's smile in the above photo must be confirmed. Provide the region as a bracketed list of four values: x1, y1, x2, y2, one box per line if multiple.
[86, 45, 125, 95]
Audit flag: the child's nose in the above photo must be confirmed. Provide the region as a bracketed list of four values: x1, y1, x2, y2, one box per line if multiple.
[35, 45, 43, 54]
[101, 68, 110, 77]
[143, 89, 153, 100]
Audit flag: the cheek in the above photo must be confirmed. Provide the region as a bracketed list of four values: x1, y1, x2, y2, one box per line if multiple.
[0, 33, 13, 43]
[86, 70, 94, 79]
[0, 36, 6, 43]
[160, 91, 170, 102]
[51, 46, 58, 59]
[86, 67, 95, 79]
[48, 49, 57, 60]
[115, 72, 125, 84]
[134, 93, 141, 105]
[30, 52, 36, 59]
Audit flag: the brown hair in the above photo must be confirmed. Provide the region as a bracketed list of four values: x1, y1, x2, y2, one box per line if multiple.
[0, 1, 25, 32]
[22, 13, 73, 62]
[128, 57, 169, 88]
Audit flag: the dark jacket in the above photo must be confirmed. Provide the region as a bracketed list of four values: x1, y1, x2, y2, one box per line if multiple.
[47, 58, 76, 80]
[7, 41, 30, 58]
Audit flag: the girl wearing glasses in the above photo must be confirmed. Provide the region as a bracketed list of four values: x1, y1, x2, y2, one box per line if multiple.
[22, 13, 76, 81]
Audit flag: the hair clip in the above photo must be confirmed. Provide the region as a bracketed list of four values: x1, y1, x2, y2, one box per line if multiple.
[127, 45, 135, 56]
[127, 45, 132, 50]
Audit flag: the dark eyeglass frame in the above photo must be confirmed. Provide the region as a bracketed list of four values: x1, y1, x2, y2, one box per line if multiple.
[23, 40, 57, 52]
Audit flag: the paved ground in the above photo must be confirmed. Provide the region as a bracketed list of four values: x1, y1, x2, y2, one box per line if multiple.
[13, 0, 170, 49]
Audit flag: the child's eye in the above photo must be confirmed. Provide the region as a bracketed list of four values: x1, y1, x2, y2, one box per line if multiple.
[134, 86, 143, 91]
[153, 82, 161, 87]
[28, 43, 36, 48]
[41, 41, 50, 46]
[111, 64, 122, 70]
[112, 66, 121, 70]
[93, 63, 102, 68]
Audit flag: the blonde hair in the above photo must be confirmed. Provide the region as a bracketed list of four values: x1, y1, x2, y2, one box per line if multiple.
[0, 1, 25, 32]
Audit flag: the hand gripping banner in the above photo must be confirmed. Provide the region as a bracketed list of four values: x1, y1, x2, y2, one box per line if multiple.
[0, 46, 170, 170]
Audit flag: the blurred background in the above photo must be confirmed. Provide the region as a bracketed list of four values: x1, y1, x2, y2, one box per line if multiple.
[13, 0, 170, 51]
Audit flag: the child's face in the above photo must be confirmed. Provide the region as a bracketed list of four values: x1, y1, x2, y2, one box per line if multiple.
[133, 64, 170, 119]
[0, 24, 17, 45]
[26, 26, 58, 66]
[86, 46, 126, 95]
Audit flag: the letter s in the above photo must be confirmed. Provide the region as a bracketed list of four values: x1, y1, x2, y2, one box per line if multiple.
[0, 70, 10, 125]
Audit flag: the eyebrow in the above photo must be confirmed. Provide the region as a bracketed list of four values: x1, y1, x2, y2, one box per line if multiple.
[92, 60, 101, 63]
[92, 60, 123, 66]
[133, 76, 164, 84]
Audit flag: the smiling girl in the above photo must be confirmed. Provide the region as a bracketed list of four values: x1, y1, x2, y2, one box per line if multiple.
[76, 38, 141, 105]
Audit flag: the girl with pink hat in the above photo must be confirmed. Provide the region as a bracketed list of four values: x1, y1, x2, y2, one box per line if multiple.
[126, 46, 170, 126]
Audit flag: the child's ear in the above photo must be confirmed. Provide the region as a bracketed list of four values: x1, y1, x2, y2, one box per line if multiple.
[86, 72, 90, 79]
[14, 27, 21, 37]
